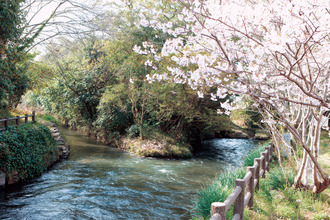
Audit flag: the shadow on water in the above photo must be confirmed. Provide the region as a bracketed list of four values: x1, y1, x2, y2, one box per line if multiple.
[0, 127, 264, 219]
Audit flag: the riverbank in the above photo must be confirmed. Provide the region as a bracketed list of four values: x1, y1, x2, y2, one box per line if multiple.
[74, 126, 194, 159]
[59, 116, 269, 159]
[73, 125, 269, 159]
[0, 111, 70, 188]
[15, 101, 269, 159]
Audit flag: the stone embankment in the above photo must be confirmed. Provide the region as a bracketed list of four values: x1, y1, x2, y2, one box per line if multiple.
[49, 123, 70, 159]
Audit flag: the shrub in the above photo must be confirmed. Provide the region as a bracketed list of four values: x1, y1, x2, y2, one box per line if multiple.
[128, 124, 140, 138]
[0, 123, 59, 182]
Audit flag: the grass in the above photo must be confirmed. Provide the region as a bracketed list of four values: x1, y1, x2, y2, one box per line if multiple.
[0, 109, 58, 128]
[319, 131, 330, 174]
[243, 144, 267, 166]
[192, 168, 246, 219]
[246, 130, 330, 219]
[319, 130, 330, 198]
[246, 163, 329, 219]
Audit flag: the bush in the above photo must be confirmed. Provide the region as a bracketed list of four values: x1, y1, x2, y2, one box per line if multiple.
[128, 124, 140, 138]
[0, 123, 59, 182]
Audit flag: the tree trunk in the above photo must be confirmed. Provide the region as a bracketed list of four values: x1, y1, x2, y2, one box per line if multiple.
[294, 122, 330, 193]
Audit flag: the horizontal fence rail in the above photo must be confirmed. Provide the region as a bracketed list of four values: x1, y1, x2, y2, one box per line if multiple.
[211, 143, 274, 220]
[0, 111, 36, 131]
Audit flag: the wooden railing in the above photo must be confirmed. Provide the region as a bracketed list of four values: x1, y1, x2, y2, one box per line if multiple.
[211, 143, 274, 220]
[0, 111, 36, 131]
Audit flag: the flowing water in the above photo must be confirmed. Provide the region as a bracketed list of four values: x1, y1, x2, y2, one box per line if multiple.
[0, 127, 264, 219]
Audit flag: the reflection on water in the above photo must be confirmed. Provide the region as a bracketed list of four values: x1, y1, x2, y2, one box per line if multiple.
[0, 127, 263, 219]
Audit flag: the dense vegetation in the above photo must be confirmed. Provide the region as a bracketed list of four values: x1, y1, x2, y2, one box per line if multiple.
[16, 8, 262, 157]
[0, 123, 59, 183]
[22, 36, 234, 156]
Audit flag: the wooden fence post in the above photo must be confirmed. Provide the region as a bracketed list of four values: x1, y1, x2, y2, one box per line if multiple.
[16, 116, 20, 126]
[246, 167, 255, 208]
[260, 153, 266, 178]
[269, 143, 273, 162]
[211, 202, 226, 220]
[254, 158, 261, 189]
[233, 179, 245, 220]
[25, 114, 28, 123]
[265, 146, 271, 172]
[4, 118, 9, 129]
[32, 111, 35, 123]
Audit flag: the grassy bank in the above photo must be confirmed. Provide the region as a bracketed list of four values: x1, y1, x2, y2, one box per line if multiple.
[192, 134, 330, 219]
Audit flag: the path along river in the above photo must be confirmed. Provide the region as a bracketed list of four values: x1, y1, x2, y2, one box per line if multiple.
[0, 126, 264, 219]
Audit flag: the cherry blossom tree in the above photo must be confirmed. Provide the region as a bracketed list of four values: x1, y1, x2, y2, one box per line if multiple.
[134, 0, 330, 193]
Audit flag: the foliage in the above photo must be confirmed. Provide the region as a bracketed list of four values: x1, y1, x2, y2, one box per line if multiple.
[36, 39, 114, 127]
[96, 82, 134, 137]
[0, 109, 12, 118]
[0, 123, 59, 182]
[0, 0, 41, 109]
[21, 0, 258, 161]
[230, 103, 262, 129]
[128, 124, 140, 138]
[192, 168, 246, 218]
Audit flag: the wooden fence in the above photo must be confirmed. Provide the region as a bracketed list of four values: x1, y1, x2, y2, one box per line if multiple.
[211, 143, 274, 220]
[0, 111, 36, 131]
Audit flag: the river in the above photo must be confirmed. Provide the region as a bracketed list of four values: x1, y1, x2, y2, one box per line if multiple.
[0, 127, 264, 219]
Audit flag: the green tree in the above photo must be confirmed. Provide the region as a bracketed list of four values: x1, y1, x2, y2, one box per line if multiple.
[0, 0, 43, 109]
